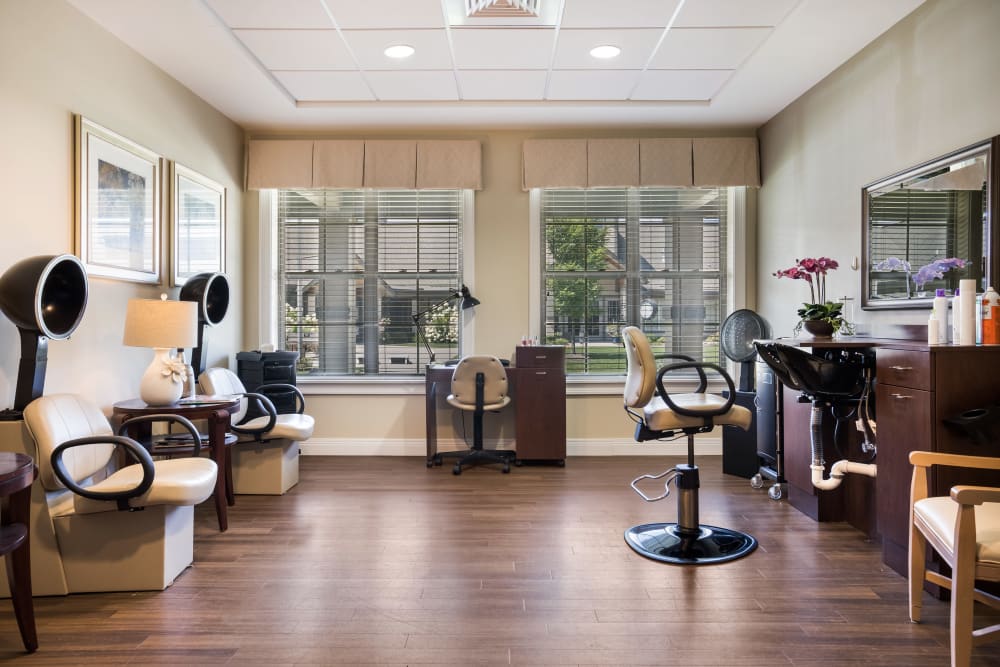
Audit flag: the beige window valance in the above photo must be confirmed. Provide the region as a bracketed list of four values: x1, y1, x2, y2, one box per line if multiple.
[246, 139, 482, 190]
[521, 137, 760, 190]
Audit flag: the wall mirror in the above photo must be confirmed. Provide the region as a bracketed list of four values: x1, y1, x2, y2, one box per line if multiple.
[862, 136, 998, 309]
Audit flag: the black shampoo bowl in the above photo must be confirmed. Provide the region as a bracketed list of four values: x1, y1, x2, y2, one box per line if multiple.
[754, 343, 867, 401]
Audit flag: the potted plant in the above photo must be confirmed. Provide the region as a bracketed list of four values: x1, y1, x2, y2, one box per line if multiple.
[774, 257, 852, 337]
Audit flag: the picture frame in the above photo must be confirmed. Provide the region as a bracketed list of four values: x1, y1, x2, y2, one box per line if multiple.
[75, 116, 162, 284]
[170, 162, 226, 286]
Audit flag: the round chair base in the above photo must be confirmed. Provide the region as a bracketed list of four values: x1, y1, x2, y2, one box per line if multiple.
[624, 523, 757, 565]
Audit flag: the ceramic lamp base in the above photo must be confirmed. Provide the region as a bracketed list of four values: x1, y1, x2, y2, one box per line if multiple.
[139, 348, 184, 406]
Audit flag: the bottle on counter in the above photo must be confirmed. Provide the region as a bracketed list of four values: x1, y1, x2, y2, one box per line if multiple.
[933, 288, 949, 344]
[952, 288, 961, 344]
[928, 311, 940, 345]
[982, 285, 1000, 344]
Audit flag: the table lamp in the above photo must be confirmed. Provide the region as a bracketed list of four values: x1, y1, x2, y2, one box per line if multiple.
[123, 295, 198, 406]
[411, 285, 479, 364]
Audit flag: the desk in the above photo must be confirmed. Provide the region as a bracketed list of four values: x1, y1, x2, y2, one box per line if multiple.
[112, 397, 239, 532]
[0, 452, 37, 653]
[425, 347, 567, 464]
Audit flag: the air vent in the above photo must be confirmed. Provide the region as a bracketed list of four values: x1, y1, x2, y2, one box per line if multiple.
[466, 0, 540, 18]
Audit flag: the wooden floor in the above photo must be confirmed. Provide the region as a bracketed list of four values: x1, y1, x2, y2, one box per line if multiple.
[1, 455, 998, 665]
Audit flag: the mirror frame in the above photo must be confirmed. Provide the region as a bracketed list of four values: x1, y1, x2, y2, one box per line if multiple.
[862, 135, 999, 310]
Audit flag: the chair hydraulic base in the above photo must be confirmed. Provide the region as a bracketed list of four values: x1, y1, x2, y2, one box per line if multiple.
[627, 459, 757, 565]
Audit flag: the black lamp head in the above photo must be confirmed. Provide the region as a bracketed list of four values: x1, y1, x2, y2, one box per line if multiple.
[459, 284, 480, 310]
[178, 272, 230, 378]
[0, 254, 89, 414]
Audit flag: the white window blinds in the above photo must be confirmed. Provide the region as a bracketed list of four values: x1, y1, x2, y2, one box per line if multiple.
[540, 187, 728, 374]
[278, 189, 465, 376]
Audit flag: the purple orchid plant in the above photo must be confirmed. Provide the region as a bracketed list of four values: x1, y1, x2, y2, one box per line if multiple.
[874, 256, 967, 295]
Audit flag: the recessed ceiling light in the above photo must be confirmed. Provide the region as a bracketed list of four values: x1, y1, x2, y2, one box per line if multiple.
[590, 45, 621, 60]
[384, 44, 415, 59]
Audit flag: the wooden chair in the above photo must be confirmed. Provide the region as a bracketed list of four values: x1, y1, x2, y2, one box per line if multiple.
[909, 451, 1000, 666]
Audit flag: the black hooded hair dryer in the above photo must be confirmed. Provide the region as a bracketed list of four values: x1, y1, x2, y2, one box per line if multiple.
[0, 254, 89, 417]
[178, 272, 230, 379]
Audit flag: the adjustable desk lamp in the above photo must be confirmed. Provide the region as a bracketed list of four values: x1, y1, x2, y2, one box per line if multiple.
[411, 285, 479, 365]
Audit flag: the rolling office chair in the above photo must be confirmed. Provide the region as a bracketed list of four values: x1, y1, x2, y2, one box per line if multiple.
[908, 451, 1000, 667]
[430, 355, 516, 475]
[621, 326, 757, 564]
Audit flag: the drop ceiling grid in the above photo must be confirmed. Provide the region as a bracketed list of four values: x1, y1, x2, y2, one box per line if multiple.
[207, 0, 802, 103]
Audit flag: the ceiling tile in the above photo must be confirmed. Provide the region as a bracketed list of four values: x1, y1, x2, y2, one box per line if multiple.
[457, 70, 547, 100]
[450, 28, 556, 69]
[205, 0, 334, 29]
[631, 69, 732, 101]
[234, 29, 355, 69]
[673, 0, 800, 28]
[324, 0, 446, 29]
[650, 27, 772, 69]
[272, 70, 375, 101]
[546, 70, 641, 100]
[366, 71, 459, 100]
[341, 29, 453, 70]
[560, 0, 683, 28]
[553, 29, 662, 69]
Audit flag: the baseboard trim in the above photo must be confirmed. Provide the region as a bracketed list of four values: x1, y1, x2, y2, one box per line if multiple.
[300, 436, 722, 457]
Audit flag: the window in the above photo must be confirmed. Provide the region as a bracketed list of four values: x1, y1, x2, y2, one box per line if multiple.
[277, 189, 466, 376]
[539, 187, 729, 375]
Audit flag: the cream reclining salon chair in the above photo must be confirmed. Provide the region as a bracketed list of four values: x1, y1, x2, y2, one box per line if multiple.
[909, 451, 1000, 667]
[199, 368, 314, 495]
[621, 326, 756, 564]
[22, 394, 217, 593]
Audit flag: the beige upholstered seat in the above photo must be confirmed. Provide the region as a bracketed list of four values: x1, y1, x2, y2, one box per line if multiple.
[909, 451, 1000, 667]
[22, 393, 218, 593]
[199, 367, 314, 494]
[621, 326, 756, 565]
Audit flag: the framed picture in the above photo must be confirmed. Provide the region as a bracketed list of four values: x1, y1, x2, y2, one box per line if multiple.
[75, 116, 162, 284]
[170, 162, 226, 286]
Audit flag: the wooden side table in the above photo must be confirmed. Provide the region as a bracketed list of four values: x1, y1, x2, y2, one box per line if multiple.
[112, 397, 239, 532]
[0, 452, 38, 653]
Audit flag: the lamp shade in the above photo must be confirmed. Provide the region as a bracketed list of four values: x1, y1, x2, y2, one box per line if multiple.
[123, 298, 198, 349]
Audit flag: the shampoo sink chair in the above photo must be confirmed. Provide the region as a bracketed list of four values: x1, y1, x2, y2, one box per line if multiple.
[22, 394, 217, 593]
[621, 326, 757, 564]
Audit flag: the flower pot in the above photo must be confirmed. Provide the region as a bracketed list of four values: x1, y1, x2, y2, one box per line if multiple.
[802, 320, 835, 337]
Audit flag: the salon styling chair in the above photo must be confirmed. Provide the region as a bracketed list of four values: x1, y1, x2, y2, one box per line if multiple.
[22, 394, 217, 592]
[430, 355, 515, 475]
[621, 326, 757, 564]
[199, 368, 313, 494]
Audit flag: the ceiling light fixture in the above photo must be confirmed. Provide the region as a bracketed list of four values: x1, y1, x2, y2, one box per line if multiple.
[384, 44, 416, 59]
[590, 45, 622, 59]
[466, 0, 540, 18]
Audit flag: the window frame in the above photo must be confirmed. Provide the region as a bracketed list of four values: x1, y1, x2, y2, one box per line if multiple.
[257, 189, 476, 392]
[529, 186, 749, 391]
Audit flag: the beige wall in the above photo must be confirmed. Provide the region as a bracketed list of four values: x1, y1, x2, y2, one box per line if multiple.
[757, 0, 1000, 336]
[0, 0, 244, 411]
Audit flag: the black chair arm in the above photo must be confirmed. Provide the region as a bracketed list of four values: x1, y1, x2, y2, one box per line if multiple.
[655, 361, 736, 419]
[232, 392, 277, 439]
[50, 436, 155, 511]
[255, 383, 306, 414]
[117, 414, 204, 457]
[654, 354, 706, 393]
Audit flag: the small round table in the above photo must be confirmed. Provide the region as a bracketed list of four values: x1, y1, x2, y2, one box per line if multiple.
[0, 452, 38, 653]
[112, 397, 240, 532]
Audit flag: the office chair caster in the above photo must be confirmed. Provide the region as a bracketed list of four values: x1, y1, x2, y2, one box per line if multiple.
[453, 463, 461, 475]
[768, 484, 783, 500]
[750, 473, 764, 489]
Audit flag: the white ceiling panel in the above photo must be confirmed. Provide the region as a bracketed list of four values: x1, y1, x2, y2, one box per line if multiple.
[205, 0, 333, 29]
[457, 70, 548, 100]
[560, 0, 683, 29]
[366, 70, 459, 100]
[547, 70, 641, 100]
[341, 29, 453, 70]
[234, 29, 355, 69]
[273, 70, 375, 101]
[631, 69, 732, 101]
[651, 27, 772, 70]
[553, 29, 663, 69]
[674, 0, 801, 28]
[323, 0, 446, 29]
[450, 28, 556, 69]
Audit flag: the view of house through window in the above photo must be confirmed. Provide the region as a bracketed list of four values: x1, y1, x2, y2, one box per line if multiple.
[277, 189, 465, 376]
[540, 187, 728, 374]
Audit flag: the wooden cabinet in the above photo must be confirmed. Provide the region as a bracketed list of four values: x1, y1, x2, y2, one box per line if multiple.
[513, 346, 566, 463]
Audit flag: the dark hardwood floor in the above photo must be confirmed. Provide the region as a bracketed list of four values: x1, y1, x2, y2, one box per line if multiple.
[0, 455, 997, 665]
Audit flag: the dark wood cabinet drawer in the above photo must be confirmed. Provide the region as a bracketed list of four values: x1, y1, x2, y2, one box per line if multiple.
[513, 368, 566, 460]
[876, 348, 932, 391]
[514, 346, 565, 369]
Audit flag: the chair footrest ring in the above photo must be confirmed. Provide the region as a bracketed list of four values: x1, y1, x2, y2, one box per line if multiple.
[624, 522, 757, 565]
